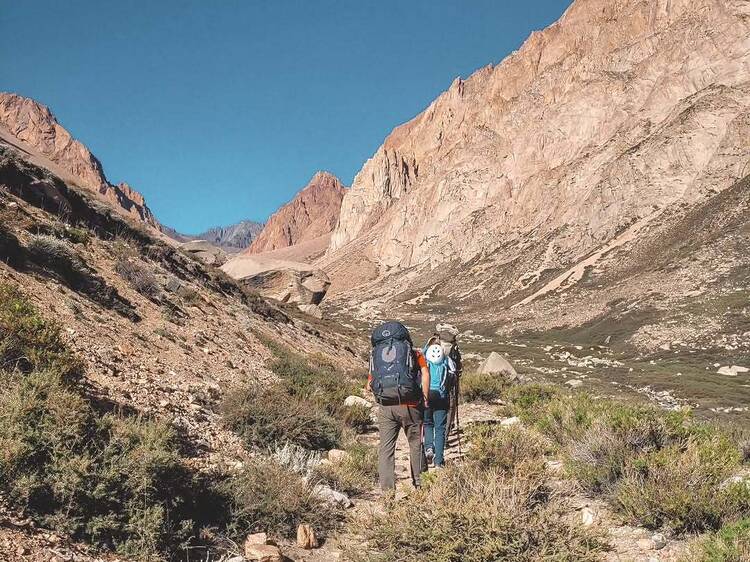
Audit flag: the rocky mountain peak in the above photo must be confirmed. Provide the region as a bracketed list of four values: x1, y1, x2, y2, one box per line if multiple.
[246, 171, 346, 254]
[0, 92, 157, 227]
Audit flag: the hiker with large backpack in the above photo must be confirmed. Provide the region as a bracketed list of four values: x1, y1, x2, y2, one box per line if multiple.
[422, 343, 457, 468]
[366, 321, 430, 491]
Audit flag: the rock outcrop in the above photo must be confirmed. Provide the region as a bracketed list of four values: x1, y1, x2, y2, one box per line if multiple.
[246, 171, 345, 254]
[240, 268, 331, 305]
[0, 92, 157, 227]
[325, 0, 750, 304]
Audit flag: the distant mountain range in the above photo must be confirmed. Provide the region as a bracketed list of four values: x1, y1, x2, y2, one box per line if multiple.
[161, 220, 264, 252]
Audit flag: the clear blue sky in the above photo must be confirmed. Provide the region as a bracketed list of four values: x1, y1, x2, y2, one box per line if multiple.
[1, 0, 571, 233]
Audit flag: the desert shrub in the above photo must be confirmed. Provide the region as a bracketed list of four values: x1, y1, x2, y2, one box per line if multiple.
[315, 442, 378, 496]
[63, 226, 91, 245]
[222, 457, 340, 540]
[460, 371, 509, 402]
[0, 284, 215, 558]
[0, 284, 82, 381]
[342, 403, 373, 432]
[115, 258, 161, 299]
[567, 423, 630, 492]
[221, 383, 342, 451]
[684, 517, 750, 561]
[27, 234, 90, 281]
[346, 464, 607, 562]
[271, 441, 323, 476]
[466, 423, 549, 473]
[613, 435, 748, 533]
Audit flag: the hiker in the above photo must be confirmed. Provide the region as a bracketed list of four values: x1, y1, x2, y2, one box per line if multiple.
[366, 321, 430, 491]
[422, 343, 457, 467]
[435, 324, 462, 440]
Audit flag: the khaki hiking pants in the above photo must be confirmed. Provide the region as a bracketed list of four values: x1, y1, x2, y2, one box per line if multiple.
[377, 404, 425, 490]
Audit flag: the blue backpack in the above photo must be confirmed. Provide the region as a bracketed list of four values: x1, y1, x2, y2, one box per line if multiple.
[426, 356, 450, 399]
[370, 321, 420, 405]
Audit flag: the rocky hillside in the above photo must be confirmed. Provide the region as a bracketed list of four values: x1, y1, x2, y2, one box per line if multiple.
[246, 171, 346, 255]
[0, 92, 157, 227]
[324, 0, 750, 307]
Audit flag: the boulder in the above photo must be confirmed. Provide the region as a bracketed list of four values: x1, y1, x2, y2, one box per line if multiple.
[297, 524, 319, 549]
[180, 240, 228, 266]
[500, 416, 521, 426]
[244, 544, 283, 562]
[298, 303, 323, 318]
[241, 268, 330, 305]
[479, 352, 518, 379]
[717, 365, 749, 376]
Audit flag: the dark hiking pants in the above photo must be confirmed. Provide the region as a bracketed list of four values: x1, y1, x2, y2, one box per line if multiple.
[377, 404, 425, 490]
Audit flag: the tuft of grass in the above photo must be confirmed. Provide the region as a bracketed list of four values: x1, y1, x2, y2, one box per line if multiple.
[346, 463, 607, 562]
[222, 457, 341, 540]
[342, 403, 373, 433]
[221, 383, 342, 451]
[466, 423, 549, 473]
[27, 234, 90, 281]
[460, 372, 510, 403]
[315, 442, 378, 497]
[115, 258, 161, 299]
[684, 517, 750, 561]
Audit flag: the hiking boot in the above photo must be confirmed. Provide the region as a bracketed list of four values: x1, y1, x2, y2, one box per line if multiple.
[425, 447, 435, 465]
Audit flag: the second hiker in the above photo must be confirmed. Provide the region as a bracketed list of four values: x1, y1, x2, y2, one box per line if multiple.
[422, 342, 457, 468]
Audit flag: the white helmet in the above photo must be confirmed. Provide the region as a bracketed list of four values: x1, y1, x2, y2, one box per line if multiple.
[425, 344, 444, 364]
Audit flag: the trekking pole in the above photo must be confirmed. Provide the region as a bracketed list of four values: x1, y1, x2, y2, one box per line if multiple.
[455, 380, 463, 458]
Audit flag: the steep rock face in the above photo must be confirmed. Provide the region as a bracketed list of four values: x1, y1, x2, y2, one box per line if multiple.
[247, 171, 345, 254]
[0, 92, 157, 227]
[327, 0, 750, 299]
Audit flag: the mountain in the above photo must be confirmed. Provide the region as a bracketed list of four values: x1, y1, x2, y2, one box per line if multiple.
[324, 0, 750, 310]
[0, 92, 157, 227]
[246, 171, 346, 255]
[194, 220, 264, 251]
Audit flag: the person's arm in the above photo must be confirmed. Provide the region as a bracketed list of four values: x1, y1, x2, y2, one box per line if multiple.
[421, 366, 430, 406]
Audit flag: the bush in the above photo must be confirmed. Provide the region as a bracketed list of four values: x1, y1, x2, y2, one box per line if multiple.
[460, 372, 509, 403]
[315, 442, 378, 496]
[685, 517, 750, 561]
[221, 383, 342, 451]
[115, 258, 161, 299]
[0, 284, 82, 381]
[27, 234, 90, 281]
[0, 284, 214, 558]
[222, 457, 340, 540]
[342, 403, 373, 432]
[346, 464, 607, 562]
[613, 435, 747, 533]
[467, 424, 549, 473]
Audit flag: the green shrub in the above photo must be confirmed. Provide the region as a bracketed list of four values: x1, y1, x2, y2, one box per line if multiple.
[0, 284, 215, 558]
[466, 423, 549, 473]
[346, 464, 607, 562]
[315, 442, 378, 497]
[0, 284, 82, 381]
[222, 457, 340, 540]
[342, 403, 373, 432]
[460, 372, 509, 403]
[684, 517, 750, 561]
[63, 226, 91, 245]
[221, 383, 342, 451]
[115, 258, 161, 299]
[613, 436, 746, 533]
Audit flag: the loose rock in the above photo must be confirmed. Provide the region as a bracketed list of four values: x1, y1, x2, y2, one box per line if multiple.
[297, 523, 319, 549]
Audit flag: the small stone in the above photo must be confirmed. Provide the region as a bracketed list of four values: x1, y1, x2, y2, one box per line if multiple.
[581, 506, 595, 526]
[565, 379, 583, 388]
[328, 449, 351, 463]
[244, 543, 283, 562]
[245, 532, 268, 546]
[651, 533, 667, 549]
[313, 484, 354, 508]
[15, 545, 29, 556]
[344, 395, 373, 408]
[500, 416, 521, 426]
[297, 523, 319, 549]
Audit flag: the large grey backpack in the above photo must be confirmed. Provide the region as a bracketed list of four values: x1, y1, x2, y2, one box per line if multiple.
[370, 321, 419, 405]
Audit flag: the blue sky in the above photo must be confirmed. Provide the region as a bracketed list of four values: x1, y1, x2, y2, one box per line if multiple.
[1, 0, 571, 233]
